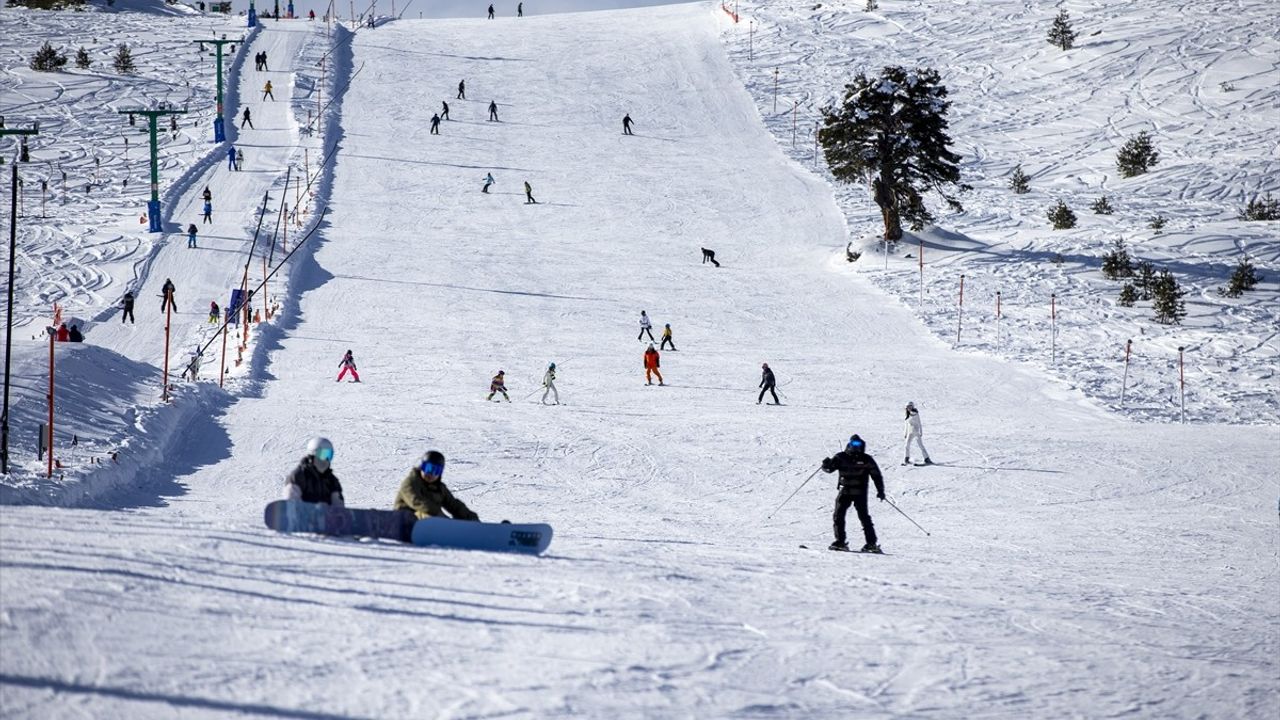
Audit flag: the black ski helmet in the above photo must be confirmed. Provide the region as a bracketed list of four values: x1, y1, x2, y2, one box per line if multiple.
[847, 434, 866, 452]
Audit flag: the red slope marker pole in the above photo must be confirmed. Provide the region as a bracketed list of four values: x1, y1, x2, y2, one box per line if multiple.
[1120, 339, 1132, 406]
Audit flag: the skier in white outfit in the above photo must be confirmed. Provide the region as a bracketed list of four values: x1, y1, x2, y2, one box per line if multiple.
[638, 310, 655, 342]
[904, 401, 933, 465]
[541, 362, 560, 405]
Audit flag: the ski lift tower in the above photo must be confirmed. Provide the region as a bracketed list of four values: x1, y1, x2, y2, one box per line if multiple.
[117, 105, 189, 233]
[193, 36, 241, 142]
[0, 119, 40, 475]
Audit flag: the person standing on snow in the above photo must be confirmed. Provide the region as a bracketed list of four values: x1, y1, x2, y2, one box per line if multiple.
[202, 186, 212, 204]
[541, 362, 560, 405]
[822, 434, 885, 553]
[441, 101, 450, 120]
[457, 79, 466, 100]
[240, 107, 253, 129]
[623, 113, 634, 135]
[637, 310, 655, 342]
[235, 148, 244, 171]
[659, 323, 676, 351]
[517, 2, 522, 16]
[208, 301, 220, 324]
[644, 344, 664, 386]
[120, 291, 136, 324]
[227, 144, 237, 170]
[263, 80, 275, 101]
[160, 279, 177, 312]
[487, 370, 510, 402]
[488, 100, 499, 121]
[487, 3, 494, 19]
[903, 401, 933, 465]
[430, 113, 441, 135]
[524, 180, 536, 204]
[187, 222, 199, 248]
[482, 172, 495, 194]
[337, 349, 361, 382]
[394, 450, 479, 521]
[758, 362, 779, 405]
[283, 437, 345, 506]
[183, 346, 203, 380]
[202, 200, 212, 224]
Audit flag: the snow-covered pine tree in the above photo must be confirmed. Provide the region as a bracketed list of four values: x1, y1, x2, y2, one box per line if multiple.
[819, 66, 967, 240]
[30, 42, 68, 72]
[1152, 270, 1187, 324]
[1239, 192, 1279, 221]
[1009, 164, 1030, 194]
[75, 46, 91, 69]
[1101, 239, 1134, 279]
[1047, 199, 1076, 229]
[1148, 215, 1167, 233]
[1091, 195, 1113, 214]
[1047, 10, 1076, 50]
[864, 0, 878, 11]
[113, 44, 135, 74]
[1118, 283, 1138, 307]
[1117, 131, 1159, 178]
[1134, 260, 1156, 300]
[1220, 256, 1261, 297]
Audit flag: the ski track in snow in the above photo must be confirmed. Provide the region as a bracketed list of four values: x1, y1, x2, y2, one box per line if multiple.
[0, 2, 1277, 718]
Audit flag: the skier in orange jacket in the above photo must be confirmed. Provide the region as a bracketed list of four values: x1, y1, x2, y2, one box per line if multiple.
[644, 344, 664, 386]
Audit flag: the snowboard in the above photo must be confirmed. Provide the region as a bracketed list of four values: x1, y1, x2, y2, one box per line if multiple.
[264, 499, 416, 542]
[411, 517, 553, 555]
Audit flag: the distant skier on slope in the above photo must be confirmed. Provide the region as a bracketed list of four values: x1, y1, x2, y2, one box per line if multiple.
[240, 107, 253, 129]
[524, 180, 536, 204]
[394, 450, 479, 520]
[822, 434, 884, 553]
[659, 323, 676, 351]
[758, 362, 779, 405]
[488, 100, 499, 121]
[487, 370, 510, 401]
[160, 279, 177, 312]
[187, 223, 199, 248]
[208, 301, 220, 324]
[637, 310, 655, 341]
[227, 144, 237, 170]
[644, 344, 664, 386]
[120, 291, 135, 324]
[441, 101, 450, 120]
[182, 346, 203, 380]
[903, 401, 934, 466]
[482, 172, 495, 193]
[623, 113, 634, 135]
[457, 79, 466, 100]
[202, 200, 212, 224]
[283, 437, 345, 506]
[542, 362, 560, 405]
[262, 80, 274, 101]
[337, 349, 361, 382]
[487, 3, 494, 19]
[430, 113, 441, 135]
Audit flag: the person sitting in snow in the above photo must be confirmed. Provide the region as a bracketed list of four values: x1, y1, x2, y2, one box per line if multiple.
[283, 437, 345, 506]
[393, 450, 479, 520]
[68, 324, 84, 342]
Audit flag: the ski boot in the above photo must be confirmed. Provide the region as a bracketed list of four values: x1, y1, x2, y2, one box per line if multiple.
[902, 457, 911, 466]
[860, 543, 883, 554]
[922, 458, 934, 465]
[828, 540, 849, 551]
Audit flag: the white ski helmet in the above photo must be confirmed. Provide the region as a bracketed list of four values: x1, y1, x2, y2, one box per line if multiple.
[306, 437, 334, 470]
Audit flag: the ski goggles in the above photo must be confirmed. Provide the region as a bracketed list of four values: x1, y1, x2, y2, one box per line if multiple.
[315, 447, 334, 462]
[419, 461, 445, 477]
[846, 440, 865, 451]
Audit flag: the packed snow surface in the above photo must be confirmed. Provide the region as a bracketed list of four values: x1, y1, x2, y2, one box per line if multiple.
[1, 2, 1277, 718]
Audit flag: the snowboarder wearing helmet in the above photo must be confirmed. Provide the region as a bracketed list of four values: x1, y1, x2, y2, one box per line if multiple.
[758, 362, 779, 405]
[541, 362, 560, 405]
[394, 450, 479, 520]
[487, 370, 510, 401]
[283, 437, 345, 506]
[821, 434, 885, 553]
[903, 401, 933, 465]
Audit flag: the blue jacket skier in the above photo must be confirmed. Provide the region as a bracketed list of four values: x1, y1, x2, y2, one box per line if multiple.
[821, 434, 884, 553]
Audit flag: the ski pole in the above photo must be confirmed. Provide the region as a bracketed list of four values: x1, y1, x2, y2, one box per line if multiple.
[768, 467, 821, 518]
[883, 496, 931, 536]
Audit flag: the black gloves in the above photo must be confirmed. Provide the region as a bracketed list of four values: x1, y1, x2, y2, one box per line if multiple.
[877, 492, 885, 501]
[821, 458, 834, 472]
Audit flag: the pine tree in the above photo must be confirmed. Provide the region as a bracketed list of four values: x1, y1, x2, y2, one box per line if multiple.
[1101, 239, 1134, 279]
[819, 66, 967, 240]
[1151, 270, 1186, 324]
[1239, 192, 1280, 221]
[30, 42, 68, 72]
[1047, 10, 1076, 51]
[1134, 260, 1156, 300]
[113, 44, 135, 75]
[1009, 164, 1030, 194]
[1221, 256, 1261, 297]
[75, 46, 91, 69]
[864, 0, 878, 10]
[1091, 195, 1113, 214]
[1118, 283, 1138, 307]
[1117, 131, 1159, 178]
[1047, 199, 1076, 229]
[1148, 215, 1167, 233]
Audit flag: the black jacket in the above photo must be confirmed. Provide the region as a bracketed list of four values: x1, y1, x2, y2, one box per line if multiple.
[287, 456, 344, 504]
[760, 367, 776, 387]
[822, 449, 884, 496]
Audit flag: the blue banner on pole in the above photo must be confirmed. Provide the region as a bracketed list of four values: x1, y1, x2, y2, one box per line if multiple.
[227, 288, 245, 324]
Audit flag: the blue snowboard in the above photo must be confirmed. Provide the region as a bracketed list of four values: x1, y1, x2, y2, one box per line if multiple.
[264, 499, 416, 542]
[411, 517, 553, 555]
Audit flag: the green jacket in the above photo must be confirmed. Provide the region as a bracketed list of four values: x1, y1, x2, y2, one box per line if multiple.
[394, 469, 479, 521]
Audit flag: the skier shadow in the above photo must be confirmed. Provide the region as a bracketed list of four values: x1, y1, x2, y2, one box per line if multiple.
[630, 134, 683, 144]
[333, 273, 604, 302]
[0, 674, 362, 720]
[343, 152, 536, 173]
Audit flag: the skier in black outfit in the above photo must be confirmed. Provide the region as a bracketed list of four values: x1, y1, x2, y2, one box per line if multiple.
[430, 114, 441, 134]
[457, 80, 465, 100]
[488, 100, 499, 121]
[240, 107, 253, 129]
[758, 362, 779, 405]
[120, 291, 135, 324]
[623, 113, 634, 135]
[441, 101, 450, 120]
[821, 434, 885, 553]
[487, 3, 494, 19]
[160, 278, 177, 312]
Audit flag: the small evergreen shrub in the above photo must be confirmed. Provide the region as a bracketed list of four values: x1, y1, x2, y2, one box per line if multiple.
[1091, 195, 1113, 214]
[1148, 215, 1167, 233]
[1152, 270, 1187, 324]
[1047, 10, 1076, 50]
[1047, 199, 1077, 229]
[1117, 131, 1159, 178]
[1118, 283, 1138, 307]
[74, 47, 91, 69]
[30, 42, 68, 72]
[1009, 164, 1030, 194]
[113, 44, 135, 74]
[1134, 260, 1156, 300]
[864, 0, 878, 10]
[1219, 256, 1261, 297]
[1101, 239, 1134, 279]
[1219, 81, 1236, 92]
[1238, 192, 1280, 221]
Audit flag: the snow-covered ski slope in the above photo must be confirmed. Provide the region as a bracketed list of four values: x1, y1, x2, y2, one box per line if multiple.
[2, 3, 1278, 718]
[722, 0, 1280, 425]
